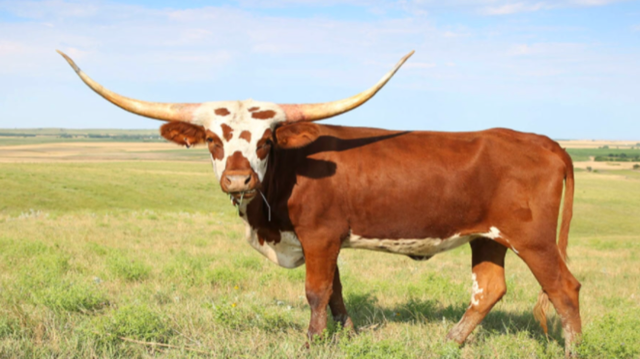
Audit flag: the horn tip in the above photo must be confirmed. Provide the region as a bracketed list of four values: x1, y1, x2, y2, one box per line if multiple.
[56, 49, 81, 73]
[403, 50, 415, 60]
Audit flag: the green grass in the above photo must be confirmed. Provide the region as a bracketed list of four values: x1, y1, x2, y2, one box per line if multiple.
[1, 162, 639, 358]
[0, 162, 227, 215]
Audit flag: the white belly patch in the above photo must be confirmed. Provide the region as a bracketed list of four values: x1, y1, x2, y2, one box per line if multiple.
[244, 224, 305, 269]
[342, 227, 502, 257]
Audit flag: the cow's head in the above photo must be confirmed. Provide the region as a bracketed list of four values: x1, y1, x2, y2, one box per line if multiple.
[57, 50, 413, 202]
[155, 101, 322, 200]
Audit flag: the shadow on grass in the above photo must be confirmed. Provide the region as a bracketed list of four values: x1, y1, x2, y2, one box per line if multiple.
[342, 292, 564, 347]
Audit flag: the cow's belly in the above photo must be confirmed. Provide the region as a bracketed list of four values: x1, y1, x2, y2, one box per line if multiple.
[245, 225, 305, 269]
[243, 221, 502, 267]
[342, 227, 501, 257]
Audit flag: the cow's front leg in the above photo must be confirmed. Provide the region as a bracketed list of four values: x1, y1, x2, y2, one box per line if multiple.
[329, 267, 354, 331]
[300, 231, 341, 342]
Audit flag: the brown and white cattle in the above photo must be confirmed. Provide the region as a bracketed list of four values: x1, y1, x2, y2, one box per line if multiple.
[58, 50, 581, 355]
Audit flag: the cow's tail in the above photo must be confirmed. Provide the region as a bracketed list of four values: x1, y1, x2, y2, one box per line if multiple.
[533, 145, 574, 334]
[556, 146, 574, 263]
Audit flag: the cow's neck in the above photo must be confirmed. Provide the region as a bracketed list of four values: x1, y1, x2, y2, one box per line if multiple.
[239, 149, 295, 244]
[234, 151, 305, 269]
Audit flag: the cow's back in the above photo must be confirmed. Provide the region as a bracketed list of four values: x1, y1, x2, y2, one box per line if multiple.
[279, 125, 568, 242]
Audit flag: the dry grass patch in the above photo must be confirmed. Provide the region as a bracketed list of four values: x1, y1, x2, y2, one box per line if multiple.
[0, 142, 209, 163]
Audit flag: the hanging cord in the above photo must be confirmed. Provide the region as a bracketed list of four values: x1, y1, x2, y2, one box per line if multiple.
[259, 190, 271, 222]
[210, 152, 270, 222]
[235, 192, 245, 216]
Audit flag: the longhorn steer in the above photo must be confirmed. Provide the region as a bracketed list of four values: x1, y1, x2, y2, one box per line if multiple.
[58, 50, 581, 355]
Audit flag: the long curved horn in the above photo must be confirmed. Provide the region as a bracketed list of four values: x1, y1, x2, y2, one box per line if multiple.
[279, 50, 414, 122]
[57, 50, 199, 122]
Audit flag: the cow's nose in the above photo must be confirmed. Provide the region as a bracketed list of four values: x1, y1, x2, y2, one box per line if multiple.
[223, 174, 252, 193]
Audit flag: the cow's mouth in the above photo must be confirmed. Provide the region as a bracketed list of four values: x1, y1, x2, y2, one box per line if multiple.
[230, 189, 257, 201]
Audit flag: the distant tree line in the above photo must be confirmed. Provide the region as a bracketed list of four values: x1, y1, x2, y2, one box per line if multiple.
[53, 133, 162, 141]
[85, 134, 162, 140]
[594, 153, 640, 162]
[0, 132, 36, 137]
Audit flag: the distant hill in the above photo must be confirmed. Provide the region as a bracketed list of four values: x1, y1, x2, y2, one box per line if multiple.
[0, 128, 163, 146]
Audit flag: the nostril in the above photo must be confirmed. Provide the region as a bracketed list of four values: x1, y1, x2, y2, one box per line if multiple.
[244, 176, 251, 185]
[225, 176, 232, 185]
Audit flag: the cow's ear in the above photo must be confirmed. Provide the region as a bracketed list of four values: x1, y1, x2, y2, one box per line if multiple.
[160, 121, 206, 147]
[275, 122, 320, 149]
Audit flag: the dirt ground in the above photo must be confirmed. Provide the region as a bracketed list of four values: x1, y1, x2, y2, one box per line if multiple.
[0, 142, 207, 162]
[572, 160, 639, 170]
[557, 139, 640, 149]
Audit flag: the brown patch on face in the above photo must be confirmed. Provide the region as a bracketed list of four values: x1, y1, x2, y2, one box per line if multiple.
[220, 123, 234, 141]
[205, 130, 224, 160]
[215, 108, 230, 116]
[239, 130, 252, 143]
[248, 107, 260, 112]
[256, 128, 273, 160]
[225, 151, 251, 171]
[252, 110, 276, 120]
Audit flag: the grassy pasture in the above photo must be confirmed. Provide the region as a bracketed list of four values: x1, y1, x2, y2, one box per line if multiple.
[1, 142, 640, 358]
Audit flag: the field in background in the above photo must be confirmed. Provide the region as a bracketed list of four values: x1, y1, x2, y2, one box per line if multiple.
[2, 129, 640, 166]
[0, 129, 207, 162]
[0, 129, 162, 146]
[1, 130, 640, 358]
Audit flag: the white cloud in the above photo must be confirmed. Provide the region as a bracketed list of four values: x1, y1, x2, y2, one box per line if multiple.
[443, 30, 470, 38]
[509, 44, 535, 55]
[507, 42, 589, 60]
[0, 40, 28, 56]
[234, 0, 374, 8]
[0, 2, 637, 112]
[0, 0, 631, 88]
[389, 0, 626, 15]
[567, 0, 625, 5]
[406, 62, 437, 68]
[0, 1, 435, 87]
[483, 2, 552, 15]
[0, 0, 100, 19]
[129, 0, 634, 18]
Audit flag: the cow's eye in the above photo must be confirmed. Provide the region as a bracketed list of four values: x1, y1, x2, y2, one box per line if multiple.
[261, 140, 272, 148]
[206, 137, 213, 143]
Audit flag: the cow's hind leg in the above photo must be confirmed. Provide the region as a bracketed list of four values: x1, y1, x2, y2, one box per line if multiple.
[329, 266, 354, 331]
[519, 241, 581, 356]
[447, 238, 507, 343]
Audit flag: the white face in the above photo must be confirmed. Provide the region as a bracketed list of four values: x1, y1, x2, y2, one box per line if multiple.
[192, 100, 287, 182]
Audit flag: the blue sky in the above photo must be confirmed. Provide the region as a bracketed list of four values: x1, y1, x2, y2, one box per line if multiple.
[1, 0, 639, 139]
